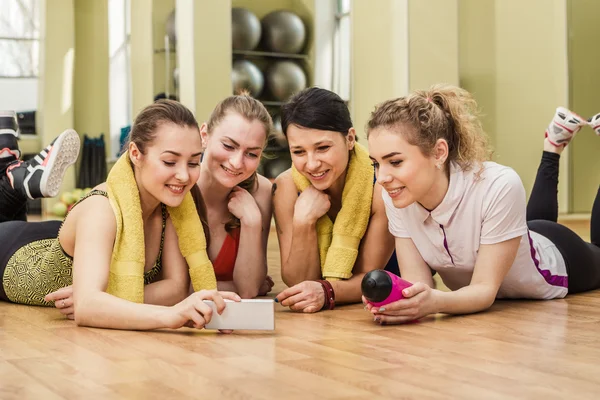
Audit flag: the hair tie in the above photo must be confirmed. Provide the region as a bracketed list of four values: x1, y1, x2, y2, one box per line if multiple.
[426, 97, 432, 103]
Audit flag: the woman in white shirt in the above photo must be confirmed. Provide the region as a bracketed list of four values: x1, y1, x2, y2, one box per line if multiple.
[366, 84, 600, 325]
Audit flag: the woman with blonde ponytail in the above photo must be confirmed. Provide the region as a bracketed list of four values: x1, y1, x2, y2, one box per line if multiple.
[365, 84, 600, 325]
[197, 93, 275, 299]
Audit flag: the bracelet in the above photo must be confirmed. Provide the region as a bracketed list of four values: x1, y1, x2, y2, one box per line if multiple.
[317, 279, 335, 310]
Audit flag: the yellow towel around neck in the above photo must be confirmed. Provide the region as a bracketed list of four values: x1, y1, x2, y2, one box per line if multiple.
[105, 153, 217, 303]
[292, 142, 374, 280]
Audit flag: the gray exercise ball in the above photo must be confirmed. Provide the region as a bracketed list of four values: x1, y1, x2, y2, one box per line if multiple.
[166, 10, 176, 47]
[266, 61, 306, 101]
[232, 8, 262, 50]
[232, 60, 264, 97]
[261, 10, 306, 54]
[270, 115, 288, 148]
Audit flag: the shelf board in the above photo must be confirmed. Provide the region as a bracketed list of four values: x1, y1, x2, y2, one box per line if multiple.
[233, 49, 309, 60]
[261, 101, 286, 107]
[154, 48, 176, 55]
[156, 49, 308, 59]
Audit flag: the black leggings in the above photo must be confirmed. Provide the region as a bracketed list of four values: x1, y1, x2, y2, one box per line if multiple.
[0, 159, 27, 223]
[526, 151, 600, 293]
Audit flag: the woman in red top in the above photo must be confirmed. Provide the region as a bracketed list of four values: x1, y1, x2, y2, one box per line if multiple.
[196, 94, 274, 298]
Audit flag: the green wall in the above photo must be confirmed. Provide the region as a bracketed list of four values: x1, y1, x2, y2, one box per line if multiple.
[458, 0, 570, 212]
[408, 0, 459, 91]
[568, 0, 600, 213]
[352, 0, 459, 145]
[38, 0, 76, 213]
[458, 0, 496, 151]
[74, 0, 109, 142]
[352, 0, 408, 144]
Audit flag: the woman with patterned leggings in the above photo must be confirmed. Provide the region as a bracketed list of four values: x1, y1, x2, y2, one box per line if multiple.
[0, 111, 81, 304]
[0, 103, 239, 331]
[366, 86, 600, 325]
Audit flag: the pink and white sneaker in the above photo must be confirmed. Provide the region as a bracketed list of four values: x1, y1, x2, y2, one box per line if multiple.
[7, 129, 80, 199]
[587, 113, 600, 136]
[545, 107, 586, 147]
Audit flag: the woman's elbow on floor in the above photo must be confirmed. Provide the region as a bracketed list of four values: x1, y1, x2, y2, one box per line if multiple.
[73, 308, 87, 327]
[281, 273, 299, 288]
[476, 293, 497, 313]
[238, 287, 259, 299]
[73, 299, 94, 327]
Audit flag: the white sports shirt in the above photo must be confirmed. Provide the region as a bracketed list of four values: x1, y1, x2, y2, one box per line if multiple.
[382, 161, 568, 299]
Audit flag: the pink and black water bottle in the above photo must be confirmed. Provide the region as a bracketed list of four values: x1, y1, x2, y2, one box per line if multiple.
[361, 269, 413, 307]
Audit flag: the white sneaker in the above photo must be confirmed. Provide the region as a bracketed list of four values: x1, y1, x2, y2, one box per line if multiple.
[545, 107, 586, 147]
[7, 129, 80, 199]
[588, 113, 600, 136]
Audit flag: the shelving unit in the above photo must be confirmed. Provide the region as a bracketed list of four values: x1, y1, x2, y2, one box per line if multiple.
[260, 101, 286, 106]
[232, 49, 309, 60]
[231, 0, 314, 180]
[153, 2, 314, 180]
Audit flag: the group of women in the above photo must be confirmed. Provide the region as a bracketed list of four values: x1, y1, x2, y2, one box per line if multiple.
[1, 84, 599, 331]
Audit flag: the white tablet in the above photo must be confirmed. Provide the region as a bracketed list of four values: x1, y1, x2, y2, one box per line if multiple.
[203, 299, 275, 331]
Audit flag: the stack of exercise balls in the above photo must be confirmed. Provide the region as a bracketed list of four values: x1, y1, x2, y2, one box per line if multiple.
[231, 8, 308, 103]
[230, 7, 308, 180]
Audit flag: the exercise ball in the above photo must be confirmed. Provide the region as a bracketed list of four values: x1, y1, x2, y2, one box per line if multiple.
[232, 60, 264, 97]
[232, 8, 262, 50]
[266, 61, 306, 101]
[173, 67, 179, 89]
[166, 10, 176, 47]
[270, 115, 288, 148]
[264, 157, 290, 179]
[261, 10, 306, 54]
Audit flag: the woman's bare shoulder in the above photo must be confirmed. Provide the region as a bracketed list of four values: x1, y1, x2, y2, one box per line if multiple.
[272, 168, 294, 192]
[255, 173, 273, 197]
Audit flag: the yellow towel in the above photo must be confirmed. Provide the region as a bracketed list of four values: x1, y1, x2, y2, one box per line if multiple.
[292, 142, 374, 280]
[105, 153, 217, 303]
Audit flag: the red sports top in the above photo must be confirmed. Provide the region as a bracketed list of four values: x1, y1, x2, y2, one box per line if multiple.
[212, 227, 241, 281]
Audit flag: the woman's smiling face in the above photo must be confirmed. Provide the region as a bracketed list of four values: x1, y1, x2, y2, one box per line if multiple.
[286, 125, 355, 191]
[200, 111, 267, 188]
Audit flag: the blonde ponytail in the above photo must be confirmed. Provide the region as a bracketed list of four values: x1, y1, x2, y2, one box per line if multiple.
[366, 84, 491, 171]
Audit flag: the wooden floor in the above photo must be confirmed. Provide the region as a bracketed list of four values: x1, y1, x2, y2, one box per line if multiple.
[1, 220, 600, 399]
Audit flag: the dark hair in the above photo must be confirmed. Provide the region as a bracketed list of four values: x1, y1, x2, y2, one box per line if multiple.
[206, 92, 272, 233]
[366, 84, 491, 171]
[126, 99, 210, 243]
[280, 87, 353, 137]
